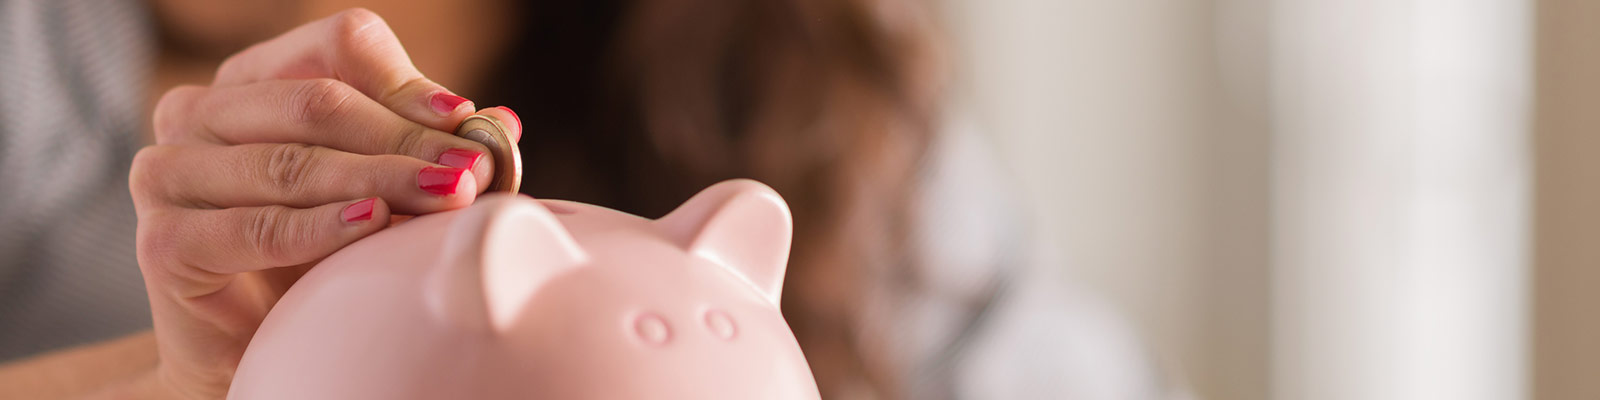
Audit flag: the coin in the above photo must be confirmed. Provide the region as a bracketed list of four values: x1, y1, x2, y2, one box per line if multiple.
[453, 114, 522, 193]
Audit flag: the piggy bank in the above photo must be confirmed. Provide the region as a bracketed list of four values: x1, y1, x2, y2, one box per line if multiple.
[228, 179, 820, 399]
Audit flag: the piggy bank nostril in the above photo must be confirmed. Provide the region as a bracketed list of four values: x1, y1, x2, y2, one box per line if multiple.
[704, 309, 737, 341]
[632, 313, 672, 345]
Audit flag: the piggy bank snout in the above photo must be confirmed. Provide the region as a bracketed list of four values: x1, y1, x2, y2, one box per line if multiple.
[625, 308, 739, 346]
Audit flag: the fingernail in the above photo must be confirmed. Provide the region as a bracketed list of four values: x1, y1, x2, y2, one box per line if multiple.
[342, 198, 376, 223]
[418, 166, 466, 195]
[494, 106, 522, 142]
[430, 92, 470, 115]
[436, 148, 483, 170]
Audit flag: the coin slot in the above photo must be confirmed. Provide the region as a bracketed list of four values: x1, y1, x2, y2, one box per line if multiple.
[542, 202, 577, 215]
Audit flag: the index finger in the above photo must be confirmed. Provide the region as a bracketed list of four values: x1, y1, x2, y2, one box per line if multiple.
[213, 8, 470, 132]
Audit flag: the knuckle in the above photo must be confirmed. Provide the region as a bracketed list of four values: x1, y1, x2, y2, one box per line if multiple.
[134, 213, 206, 288]
[134, 210, 179, 267]
[338, 158, 383, 195]
[262, 143, 321, 195]
[332, 8, 383, 29]
[215, 55, 244, 81]
[246, 206, 297, 265]
[214, 43, 265, 83]
[290, 78, 358, 128]
[151, 86, 205, 143]
[388, 123, 430, 157]
[128, 146, 177, 204]
[328, 8, 393, 54]
[379, 76, 431, 108]
[134, 213, 215, 298]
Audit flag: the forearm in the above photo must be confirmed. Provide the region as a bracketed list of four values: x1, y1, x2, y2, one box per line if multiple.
[0, 330, 167, 399]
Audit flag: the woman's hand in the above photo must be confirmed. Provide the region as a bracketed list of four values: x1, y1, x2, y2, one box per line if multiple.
[126, 8, 522, 399]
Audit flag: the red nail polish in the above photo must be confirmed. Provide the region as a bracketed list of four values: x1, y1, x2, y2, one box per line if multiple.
[430, 92, 469, 114]
[494, 106, 522, 141]
[436, 148, 483, 170]
[418, 166, 466, 195]
[342, 198, 376, 223]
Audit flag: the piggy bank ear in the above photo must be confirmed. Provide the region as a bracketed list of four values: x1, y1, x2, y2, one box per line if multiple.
[428, 194, 588, 332]
[658, 179, 793, 304]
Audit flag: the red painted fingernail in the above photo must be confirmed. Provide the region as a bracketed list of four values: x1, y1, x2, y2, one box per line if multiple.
[430, 92, 470, 115]
[494, 106, 522, 142]
[342, 198, 376, 223]
[418, 166, 466, 195]
[436, 148, 483, 170]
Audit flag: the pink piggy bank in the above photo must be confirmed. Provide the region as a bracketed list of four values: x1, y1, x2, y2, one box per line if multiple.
[228, 179, 820, 399]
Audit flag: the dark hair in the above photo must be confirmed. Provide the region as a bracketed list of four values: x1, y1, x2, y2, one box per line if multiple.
[481, 0, 943, 396]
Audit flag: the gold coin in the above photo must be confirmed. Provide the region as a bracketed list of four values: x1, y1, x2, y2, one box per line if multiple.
[453, 115, 522, 193]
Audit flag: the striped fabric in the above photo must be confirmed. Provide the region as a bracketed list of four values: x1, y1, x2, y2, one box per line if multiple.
[0, 0, 154, 361]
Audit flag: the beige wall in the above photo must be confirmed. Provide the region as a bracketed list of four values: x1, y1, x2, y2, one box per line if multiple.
[1534, 1, 1600, 398]
[947, 1, 1541, 399]
[941, 1, 1269, 399]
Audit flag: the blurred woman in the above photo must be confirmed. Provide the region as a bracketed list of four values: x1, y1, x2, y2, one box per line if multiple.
[0, 0, 1177, 398]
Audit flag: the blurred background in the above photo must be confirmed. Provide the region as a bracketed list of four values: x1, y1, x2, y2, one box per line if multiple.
[8, 0, 1597, 398]
[941, 0, 1596, 399]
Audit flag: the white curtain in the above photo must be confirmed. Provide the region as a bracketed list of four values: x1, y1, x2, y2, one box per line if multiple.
[946, 0, 1532, 398]
[1269, 0, 1530, 399]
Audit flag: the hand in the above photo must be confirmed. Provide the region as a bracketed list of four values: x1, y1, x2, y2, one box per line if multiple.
[128, 8, 522, 399]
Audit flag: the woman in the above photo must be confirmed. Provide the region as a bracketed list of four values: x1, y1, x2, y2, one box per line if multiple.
[0, 0, 1177, 398]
